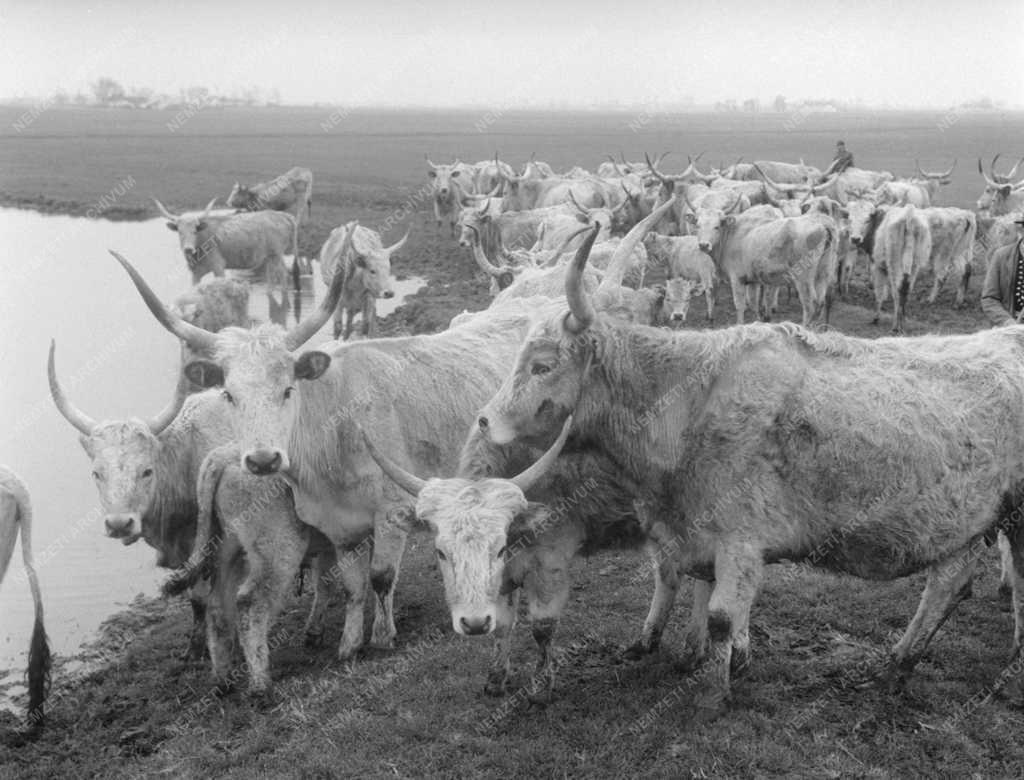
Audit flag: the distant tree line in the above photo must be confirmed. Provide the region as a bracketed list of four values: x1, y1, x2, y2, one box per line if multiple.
[42, 77, 282, 110]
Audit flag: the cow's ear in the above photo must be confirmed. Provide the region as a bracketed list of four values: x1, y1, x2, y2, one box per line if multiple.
[386, 506, 422, 534]
[451, 170, 460, 177]
[427, 170, 437, 179]
[724, 215, 736, 227]
[295, 351, 331, 381]
[166, 221, 178, 231]
[507, 502, 550, 549]
[184, 360, 224, 388]
[195, 221, 208, 232]
[839, 207, 849, 220]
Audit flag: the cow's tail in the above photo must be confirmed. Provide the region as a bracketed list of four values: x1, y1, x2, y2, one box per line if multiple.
[9, 478, 51, 732]
[819, 221, 837, 323]
[162, 449, 227, 597]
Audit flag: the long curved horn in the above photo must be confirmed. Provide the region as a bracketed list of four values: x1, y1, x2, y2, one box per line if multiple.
[1006, 156, 1024, 181]
[510, 415, 574, 492]
[48, 340, 98, 435]
[645, 152, 669, 186]
[564, 224, 601, 333]
[978, 158, 1000, 188]
[199, 197, 217, 220]
[284, 222, 355, 350]
[425, 156, 440, 170]
[110, 251, 218, 355]
[725, 193, 745, 214]
[681, 186, 698, 215]
[567, 190, 590, 217]
[991, 153, 1003, 181]
[472, 234, 508, 278]
[810, 173, 839, 194]
[753, 163, 786, 192]
[361, 428, 426, 497]
[477, 197, 491, 216]
[146, 370, 189, 435]
[385, 228, 410, 255]
[153, 198, 179, 221]
[598, 196, 676, 292]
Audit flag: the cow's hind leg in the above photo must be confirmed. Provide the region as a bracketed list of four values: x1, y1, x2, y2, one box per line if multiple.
[369, 511, 408, 649]
[957, 264, 972, 308]
[999, 532, 1014, 599]
[523, 549, 572, 705]
[698, 544, 763, 718]
[207, 539, 245, 693]
[185, 581, 210, 661]
[885, 545, 979, 685]
[677, 578, 712, 672]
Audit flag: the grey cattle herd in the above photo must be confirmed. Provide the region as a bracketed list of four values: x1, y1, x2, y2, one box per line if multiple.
[3, 151, 1024, 737]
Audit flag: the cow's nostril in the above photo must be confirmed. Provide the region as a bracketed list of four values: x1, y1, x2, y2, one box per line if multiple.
[383, 291, 394, 299]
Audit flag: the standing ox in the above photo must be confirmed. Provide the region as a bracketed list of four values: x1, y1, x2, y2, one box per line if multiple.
[226, 166, 313, 223]
[474, 236, 1024, 717]
[643, 234, 717, 323]
[427, 158, 478, 236]
[0, 467, 50, 734]
[918, 207, 976, 307]
[977, 155, 1024, 216]
[870, 205, 932, 333]
[318, 221, 408, 340]
[155, 198, 297, 297]
[113, 252, 573, 661]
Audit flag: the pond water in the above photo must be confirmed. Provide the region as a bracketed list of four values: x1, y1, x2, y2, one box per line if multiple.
[0, 207, 423, 710]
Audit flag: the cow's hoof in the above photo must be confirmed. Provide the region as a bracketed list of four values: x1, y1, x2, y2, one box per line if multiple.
[337, 646, 361, 664]
[871, 317, 880, 325]
[249, 687, 278, 711]
[483, 673, 509, 697]
[304, 630, 325, 649]
[621, 639, 657, 662]
[212, 681, 237, 699]
[673, 648, 706, 674]
[729, 647, 751, 678]
[999, 582, 1013, 600]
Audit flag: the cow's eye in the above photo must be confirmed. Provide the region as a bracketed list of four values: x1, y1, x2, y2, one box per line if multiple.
[496, 545, 507, 559]
[284, 387, 295, 400]
[91, 470, 101, 481]
[531, 363, 551, 376]
[435, 549, 447, 561]
[222, 390, 235, 405]
[141, 468, 154, 478]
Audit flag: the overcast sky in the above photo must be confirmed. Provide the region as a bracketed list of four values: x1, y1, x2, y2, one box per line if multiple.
[2, 0, 1021, 108]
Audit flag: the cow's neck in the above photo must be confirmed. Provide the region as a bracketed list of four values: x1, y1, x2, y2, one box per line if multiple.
[576, 322, 718, 486]
[143, 420, 200, 567]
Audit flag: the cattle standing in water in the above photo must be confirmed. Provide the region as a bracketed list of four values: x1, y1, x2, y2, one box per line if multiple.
[154, 198, 297, 300]
[318, 221, 408, 340]
[473, 230, 1024, 718]
[226, 166, 313, 223]
[0, 467, 50, 735]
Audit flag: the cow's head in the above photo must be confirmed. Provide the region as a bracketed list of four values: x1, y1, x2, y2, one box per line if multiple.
[458, 198, 496, 248]
[476, 226, 604, 446]
[48, 341, 187, 551]
[426, 157, 464, 201]
[225, 182, 254, 210]
[154, 197, 218, 267]
[977, 156, 1023, 214]
[567, 190, 623, 232]
[846, 195, 882, 247]
[363, 417, 572, 635]
[111, 226, 352, 477]
[661, 277, 701, 326]
[684, 189, 746, 253]
[350, 225, 407, 300]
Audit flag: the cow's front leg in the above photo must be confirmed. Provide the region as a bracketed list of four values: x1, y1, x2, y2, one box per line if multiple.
[886, 545, 978, 687]
[522, 550, 571, 705]
[678, 578, 711, 671]
[369, 510, 408, 649]
[304, 547, 337, 647]
[334, 537, 372, 662]
[698, 544, 763, 719]
[730, 277, 747, 324]
[625, 539, 681, 660]
[485, 588, 520, 696]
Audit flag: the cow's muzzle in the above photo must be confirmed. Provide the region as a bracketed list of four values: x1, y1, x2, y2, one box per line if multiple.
[698, 242, 711, 253]
[458, 615, 493, 636]
[245, 449, 283, 475]
[104, 513, 141, 543]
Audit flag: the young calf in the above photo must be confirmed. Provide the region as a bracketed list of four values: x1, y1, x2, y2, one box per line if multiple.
[164, 444, 334, 696]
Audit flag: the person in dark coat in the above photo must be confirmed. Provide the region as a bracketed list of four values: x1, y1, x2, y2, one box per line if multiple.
[981, 215, 1024, 326]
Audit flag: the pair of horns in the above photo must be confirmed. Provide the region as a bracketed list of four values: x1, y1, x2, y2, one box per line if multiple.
[48, 340, 187, 437]
[363, 415, 574, 497]
[153, 196, 217, 222]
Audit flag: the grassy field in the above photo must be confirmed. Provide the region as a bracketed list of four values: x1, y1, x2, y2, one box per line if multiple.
[2, 106, 1024, 778]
